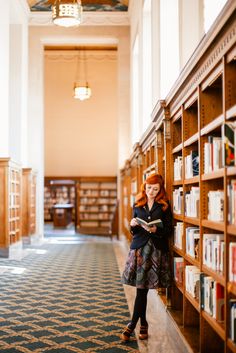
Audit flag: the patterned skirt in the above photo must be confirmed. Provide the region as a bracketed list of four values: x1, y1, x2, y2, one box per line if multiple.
[121, 238, 171, 289]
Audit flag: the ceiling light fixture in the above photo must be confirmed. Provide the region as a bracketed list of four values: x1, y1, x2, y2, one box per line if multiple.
[74, 49, 92, 101]
[52, 0, 83, 28]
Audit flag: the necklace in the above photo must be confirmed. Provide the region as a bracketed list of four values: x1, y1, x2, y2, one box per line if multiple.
[147, 200, 154, 210]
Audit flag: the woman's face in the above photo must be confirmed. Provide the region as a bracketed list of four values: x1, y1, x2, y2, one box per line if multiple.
[145, 183, 160, 201]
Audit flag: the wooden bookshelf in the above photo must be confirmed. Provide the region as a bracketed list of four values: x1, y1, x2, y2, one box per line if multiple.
[167, 4, 236, 352]
[22, 168, 37, 243]
[120, 2, 236, 352]
[0, 158, 22, 255]
[44, 177, 76, 222]
[77, 176, 118, 235]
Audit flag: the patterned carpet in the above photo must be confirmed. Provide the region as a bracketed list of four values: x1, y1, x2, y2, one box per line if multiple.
[0, 241, 139, 353]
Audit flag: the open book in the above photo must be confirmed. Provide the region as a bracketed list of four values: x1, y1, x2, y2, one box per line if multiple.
[136, 217, 163, 228]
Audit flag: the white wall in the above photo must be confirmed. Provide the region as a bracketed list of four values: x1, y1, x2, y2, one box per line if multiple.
[128, 0, 227, 147]
[0, 0, 10, 156]
[44, 50, 118, 176]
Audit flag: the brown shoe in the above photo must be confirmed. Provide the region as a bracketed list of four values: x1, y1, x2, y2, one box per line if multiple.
[120, 323, 133, 341]
[139, 325, 148, 340]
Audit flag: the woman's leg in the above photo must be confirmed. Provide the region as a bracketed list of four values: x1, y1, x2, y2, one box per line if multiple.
[130, 288, 149, 329]
[121, 288, 149, 341]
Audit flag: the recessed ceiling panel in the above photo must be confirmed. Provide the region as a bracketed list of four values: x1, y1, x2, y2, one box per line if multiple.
[28, 0, 128, 12]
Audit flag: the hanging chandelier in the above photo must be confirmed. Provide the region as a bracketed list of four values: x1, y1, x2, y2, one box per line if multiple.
[74, 49, 92, 101]
[74, 83, 92, 101]
[52, 0, 83, 27]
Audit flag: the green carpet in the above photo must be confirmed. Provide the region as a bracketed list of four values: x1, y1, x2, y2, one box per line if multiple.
[0, 241, 139, 352]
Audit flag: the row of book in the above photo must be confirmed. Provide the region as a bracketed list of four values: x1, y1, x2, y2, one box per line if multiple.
[185, 187, 199, 218]
[174, 222, 183, 249]
[203, 234, 224, 273]
[173, 186, 224, 221]
[229, 242, 236, 282]
[173, 187, 183, 215]
[174, 226, 225, 272]
[174, 151, 199, 181]
[174, 240, 236, 290]
[230, 299, 236, 342]
[174, 262, 224, 322]
[173, 186, 200, 217]
[173, 122, 235, 180]
[200, 274, 224, 321]
[173, 257, 184, 284]
[186, 227, 199, 259]
[185, 265, 200, 300]
[208, 190, 224, 222]
[174, 156, 183, 181]
[80, 213, 112, 220]
[228, 180, 236, 225]
[204, 136, 222, 174]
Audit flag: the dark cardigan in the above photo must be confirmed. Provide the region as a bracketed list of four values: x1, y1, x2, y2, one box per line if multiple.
[130, 201, 173, 251]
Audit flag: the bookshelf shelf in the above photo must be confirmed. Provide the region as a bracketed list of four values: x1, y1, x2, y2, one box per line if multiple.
[227, 338, 236, 353]
[185, 291, 200, 312]
[184, 176, 200, 185]
[227, 282, 236, 296]
[227, 225, 236, 236]
[185, 254, 200, 267]
[202, 311, 225, 341]
[175, 281, 184, 294]
[173, 214, 184, 221]
[173, 180, 183, 186]
[201, 169, 225, 180]
[200, 114, 224, 136]
[227, 167, 236, 176]
[173, 246, 184, 257]
[184, 133, 199, 147]
[201, 219, 225, 232]
[202, 264, 225, 286]
[184, 217, 200, 226]
[226, 104, 236, 120]
[172, 143, 183, 154]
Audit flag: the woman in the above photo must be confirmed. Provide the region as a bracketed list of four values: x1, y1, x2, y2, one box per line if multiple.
[121, 173, 173, 341]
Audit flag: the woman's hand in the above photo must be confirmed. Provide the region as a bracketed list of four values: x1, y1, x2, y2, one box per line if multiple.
[146, 225, 157, 233]
[130, 218, 139, 227]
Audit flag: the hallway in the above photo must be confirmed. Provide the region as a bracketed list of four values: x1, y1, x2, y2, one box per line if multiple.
[0, 231, 188, 353]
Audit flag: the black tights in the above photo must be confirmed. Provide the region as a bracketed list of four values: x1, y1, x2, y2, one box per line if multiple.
[130, 288, 149, 329]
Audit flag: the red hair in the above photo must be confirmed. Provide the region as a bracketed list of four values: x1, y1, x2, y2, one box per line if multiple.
[135, 173, 169, 211]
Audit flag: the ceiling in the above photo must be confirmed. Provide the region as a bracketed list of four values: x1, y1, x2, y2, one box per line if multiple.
[28, 0, 129, 12]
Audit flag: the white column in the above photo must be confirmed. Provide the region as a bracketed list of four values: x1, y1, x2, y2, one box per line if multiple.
[0, 0, 10, 157]
[28, 28, 45, 239]
[151, 0, 161, 106]
[118, 32, 131, 168]
[9, 24, 23, 162]
[160, 0, 180, 98]
[21, 19, 29, 167]
[179, 0, 204, 69]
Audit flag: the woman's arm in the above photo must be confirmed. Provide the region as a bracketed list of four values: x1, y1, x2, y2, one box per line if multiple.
[154, 205, 173, 238]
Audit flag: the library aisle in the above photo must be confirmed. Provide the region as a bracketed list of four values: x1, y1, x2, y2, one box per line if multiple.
[0, 228, 188, 353]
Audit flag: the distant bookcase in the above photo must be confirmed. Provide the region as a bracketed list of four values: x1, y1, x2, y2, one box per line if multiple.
[22, 168, 37, 241]
[0, 158, 22, 250]
[77, 176, 117, 235]
[44, 178, 76, 222]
